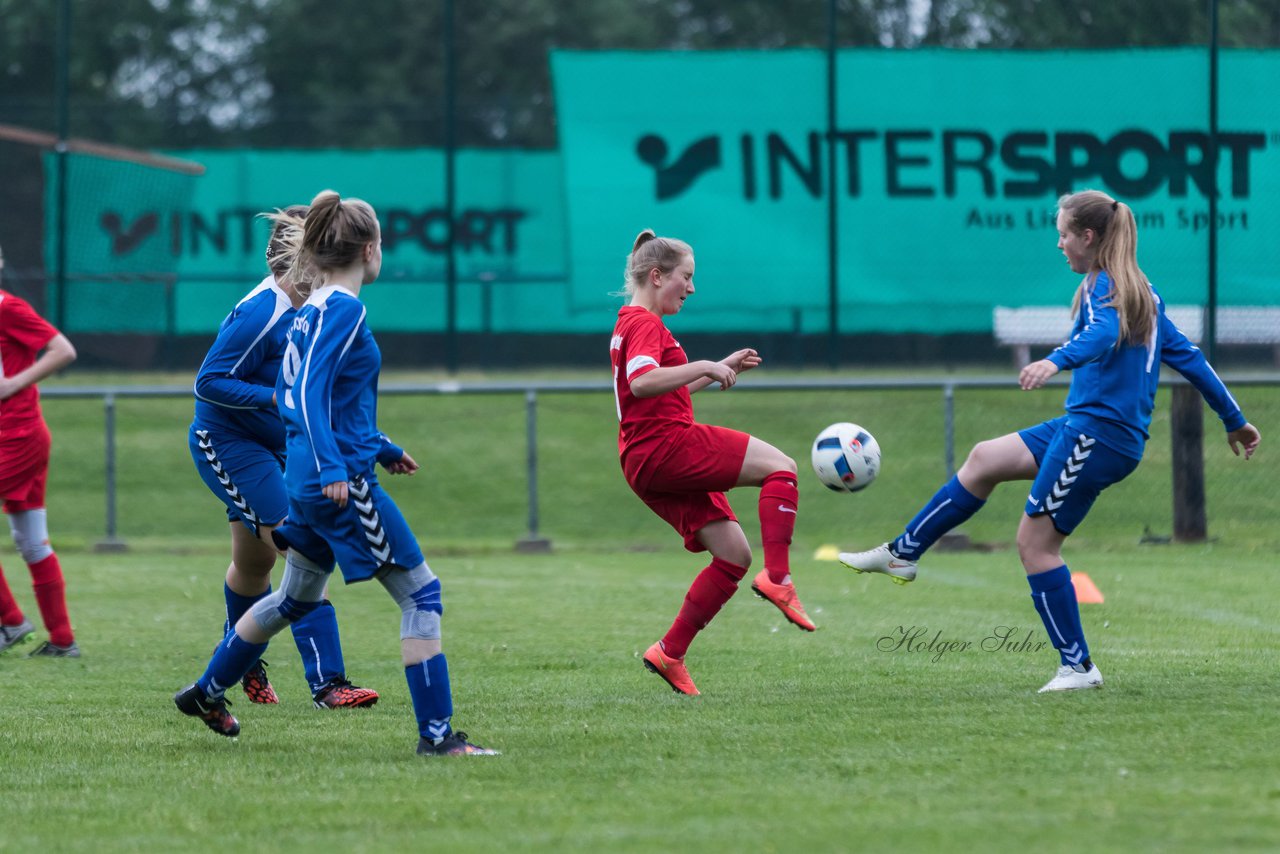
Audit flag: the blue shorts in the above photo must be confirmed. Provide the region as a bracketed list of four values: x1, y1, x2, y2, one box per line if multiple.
[189, 424, 288, 535]
[1019, 417, 1140, 535]
[279, 474, 424, 583]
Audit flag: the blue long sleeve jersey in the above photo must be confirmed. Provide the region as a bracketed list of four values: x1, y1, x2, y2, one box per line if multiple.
[1045, 271, 1246, 460]
[193, 276, 293, 449]
[275, 285, 403, 497]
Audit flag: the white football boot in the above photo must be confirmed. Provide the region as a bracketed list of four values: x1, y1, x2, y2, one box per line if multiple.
[1038, 663, 1104, 693]
[838, 543, 917, 584]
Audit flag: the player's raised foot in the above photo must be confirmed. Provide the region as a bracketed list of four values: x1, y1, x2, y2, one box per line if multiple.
[1038, 663, 1104, 693]
[312, 677, 379, 709]
[27, 640, 80, 658]
[838, 543, 917, 585]
[750, 570, 816, 631]
[0, 618, 35, 653]
[643, 641, 699, 696]
[173, 683, 241, 737]
[416, 731, 500, 756]
[241, 660, 279, 704]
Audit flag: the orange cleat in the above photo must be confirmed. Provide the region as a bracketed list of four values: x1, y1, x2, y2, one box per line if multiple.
[241, 660, 279, 704]
[751, 570, 817, 632]
[643, 641, 700, 696]
[312, 678, 379, 709]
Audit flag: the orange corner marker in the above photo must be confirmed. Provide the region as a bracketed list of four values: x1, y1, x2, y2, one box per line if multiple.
[1071, 572, 1105, 604]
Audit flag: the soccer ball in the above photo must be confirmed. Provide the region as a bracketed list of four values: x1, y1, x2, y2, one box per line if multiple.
[811, 422, 881, 493]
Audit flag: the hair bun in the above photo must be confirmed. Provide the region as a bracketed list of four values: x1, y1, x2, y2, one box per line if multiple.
[632, 229, 657, 253]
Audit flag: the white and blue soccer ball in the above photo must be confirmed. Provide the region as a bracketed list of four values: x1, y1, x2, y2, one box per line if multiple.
[811, 422, 881, 493]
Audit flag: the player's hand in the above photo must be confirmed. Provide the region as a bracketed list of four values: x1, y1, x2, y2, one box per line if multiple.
[704, 360, 738, 390]
[322, 480, 349, 508]
[1227, 423, 1260, 460]
[723, 348, 762, 374]
[384, 451, 420, 475]
[1019, 359, 1059, 390]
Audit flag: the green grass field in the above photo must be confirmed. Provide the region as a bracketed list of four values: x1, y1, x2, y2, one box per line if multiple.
[1, 373, 1276, 852]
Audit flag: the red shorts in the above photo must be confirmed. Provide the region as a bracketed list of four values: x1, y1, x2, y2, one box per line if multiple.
[0, 421, 50, 512]
[623, 423, 750, 552]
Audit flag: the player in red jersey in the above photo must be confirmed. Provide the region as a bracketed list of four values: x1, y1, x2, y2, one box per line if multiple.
[0, 245, 80, 657]
[611, 229, 812, 696]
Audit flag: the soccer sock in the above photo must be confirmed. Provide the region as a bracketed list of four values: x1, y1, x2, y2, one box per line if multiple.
[198, 629, 269, 701]
[759, 472, 799, 584]
[28, 554, 74, 646]
[224, 582, 267, 634]
[660, 557, 748, 659]
[290, 600, 345, 693]
[1027, 565, 1091, 669]
[405, 653, 454, 743]
[891, 475, 985, 560]
[0, 564, 24, 625]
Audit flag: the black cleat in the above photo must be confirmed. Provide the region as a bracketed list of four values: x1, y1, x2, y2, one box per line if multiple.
[416, 731, 499, 756]
[174, 683, 240, 737]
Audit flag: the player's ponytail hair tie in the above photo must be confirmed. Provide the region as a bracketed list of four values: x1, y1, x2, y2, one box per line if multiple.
[1111, 200, 1119, 211]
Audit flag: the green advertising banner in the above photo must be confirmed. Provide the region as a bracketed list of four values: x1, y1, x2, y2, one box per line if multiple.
[552, 48, 1280, 333]
[45, 149, 571, 333]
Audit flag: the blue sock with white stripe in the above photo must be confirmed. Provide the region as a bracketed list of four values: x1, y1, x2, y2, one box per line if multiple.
[198, 629, 269, 700]
[892, 476, 985, 560]
[1027, 565, 1090, 669]
[405, 653, 454, 743]
[289, 600, 345, 694]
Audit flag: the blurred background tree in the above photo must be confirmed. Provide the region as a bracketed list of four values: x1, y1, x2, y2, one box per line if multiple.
[10, 0, 1274, 152]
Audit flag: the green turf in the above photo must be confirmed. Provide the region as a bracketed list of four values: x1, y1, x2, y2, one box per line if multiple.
[0, 373, 1276, 851]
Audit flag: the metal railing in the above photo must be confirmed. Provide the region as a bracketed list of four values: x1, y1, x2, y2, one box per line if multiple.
[43, 372, 1279, 551]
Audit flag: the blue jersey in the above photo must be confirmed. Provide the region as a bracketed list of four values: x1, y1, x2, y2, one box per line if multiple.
[193, 276, 294, 450]
[276, 285, 402, 499]
[1045, 271, 1246, 460]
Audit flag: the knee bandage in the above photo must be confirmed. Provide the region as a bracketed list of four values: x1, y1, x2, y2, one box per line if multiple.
[249, 549, 330, 636]
[378, 562, 442, 641]
[8, 510, 53, 564]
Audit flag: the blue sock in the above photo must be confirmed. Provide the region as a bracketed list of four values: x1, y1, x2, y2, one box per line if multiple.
[197, 629, 269, 700]
[224, 583, 268, 634]
[892, 476, 985, 560]
[290, 600, 345, 694]
[1028, 565, 1090, 668]
[405, 653, 454, 743]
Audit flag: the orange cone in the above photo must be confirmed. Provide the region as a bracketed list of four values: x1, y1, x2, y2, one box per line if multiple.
[1071, 572, 1105, 604]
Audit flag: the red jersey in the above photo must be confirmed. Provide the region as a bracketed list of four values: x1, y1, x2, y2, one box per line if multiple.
[611, 306, 694, 460]
[0, 290, 58, 432]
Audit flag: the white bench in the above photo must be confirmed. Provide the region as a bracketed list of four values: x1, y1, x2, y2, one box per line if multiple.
[993, 305, 1280, 367]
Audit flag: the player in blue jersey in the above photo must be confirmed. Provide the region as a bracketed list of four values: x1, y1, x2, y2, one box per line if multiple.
[188, 205, 378, 709]
[175, 190, 496, 756]
[839, 188, 1261, 693]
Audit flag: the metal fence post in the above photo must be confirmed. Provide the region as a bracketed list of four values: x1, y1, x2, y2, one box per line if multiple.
[515, 388, 551, 553]
[937, 381, 970, 551]
[94, 392, 128, 552]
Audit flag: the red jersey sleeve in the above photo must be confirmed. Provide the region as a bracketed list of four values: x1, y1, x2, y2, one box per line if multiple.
[1, 293, 58, 354]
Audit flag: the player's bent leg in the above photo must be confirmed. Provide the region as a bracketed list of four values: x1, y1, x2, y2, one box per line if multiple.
[956, 432, 1039, 498]
[225, 524, 283, 702]
[841, 432, 1038, 582]
[735, 436, 797, 488]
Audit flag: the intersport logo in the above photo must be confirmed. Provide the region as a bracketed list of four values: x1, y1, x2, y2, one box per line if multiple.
[636, 128, 1269, 201]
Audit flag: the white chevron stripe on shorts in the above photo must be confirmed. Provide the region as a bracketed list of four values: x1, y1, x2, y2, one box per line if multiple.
[1044, 434, 1094, 513]
[349, 475, 392, 564]
[196, 430, 261, 529]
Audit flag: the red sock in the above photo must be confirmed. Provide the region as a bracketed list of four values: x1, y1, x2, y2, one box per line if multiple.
[0, 563, 24, 625]
[29, 553, 74, 646]
[759, 472, 798, 584]
[660, 557, 747, 659]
